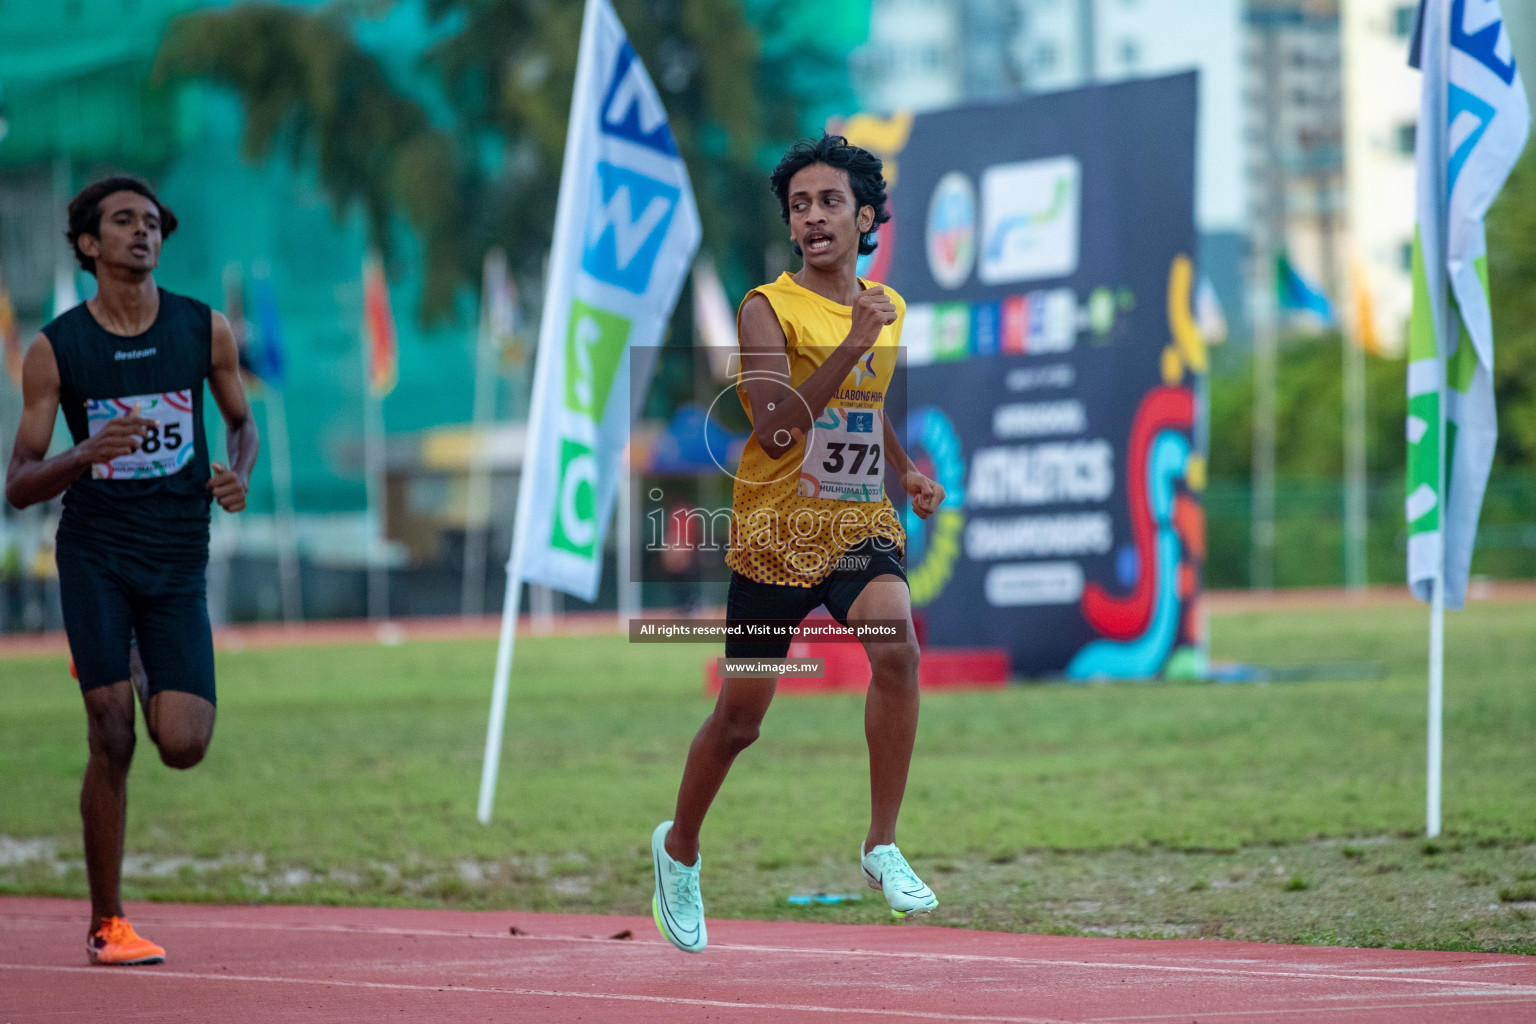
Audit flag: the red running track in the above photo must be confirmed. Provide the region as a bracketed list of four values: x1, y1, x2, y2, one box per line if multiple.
[2, 896, 1532, 1023]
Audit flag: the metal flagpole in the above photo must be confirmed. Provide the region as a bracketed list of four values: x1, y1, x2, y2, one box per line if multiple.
[1251, 22, 1283, 592]
[1428, 324, 1446, 837]
[364, 362, 388, 621]
[265, 387, 303, 623]
[462, 250, 506, 618]
[477, 544, 525, 823]
[1251, 288, 1277, 590]
[617, 443, 641, 625]
[1426, 0, 1451, 840]
[475, 367, 547, 820]
[249, 262, 302, 622]
[478, 0, 601, 822]
[1343, 324, 1369, 591]
[476, 266, 555, 820]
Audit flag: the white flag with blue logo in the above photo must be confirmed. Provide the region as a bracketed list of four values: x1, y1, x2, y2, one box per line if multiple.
[1406, 0, 1529, 608]
[513, 0, 701, 601]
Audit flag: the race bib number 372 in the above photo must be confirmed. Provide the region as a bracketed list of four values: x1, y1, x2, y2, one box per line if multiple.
[87, 390, 196, 480]
[800, 408, 885, 502]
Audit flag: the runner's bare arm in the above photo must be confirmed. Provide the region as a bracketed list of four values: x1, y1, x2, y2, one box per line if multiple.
[205, 311, 258, 513]
[883, 414, 944, 520]
[738, 290, 895, 459]
[4, 334, 153, 509]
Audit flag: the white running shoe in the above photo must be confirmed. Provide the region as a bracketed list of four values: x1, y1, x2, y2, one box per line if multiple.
[651, 821, 707, 953]
[861, 842, 938, 919]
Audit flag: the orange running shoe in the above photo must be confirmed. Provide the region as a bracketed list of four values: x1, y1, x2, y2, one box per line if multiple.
[88, 917, 166, 965]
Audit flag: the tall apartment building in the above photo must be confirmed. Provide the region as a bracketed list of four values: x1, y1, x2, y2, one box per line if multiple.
[1244, 0, 1347, 331]
[856, 0, 1245, 227]
[852, 0, 967, 111]
[1340, 0, 1419, 353]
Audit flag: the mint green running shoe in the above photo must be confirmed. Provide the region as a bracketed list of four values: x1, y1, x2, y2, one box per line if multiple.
[652, 821, 707, 952]
[861, 842, 938, 919]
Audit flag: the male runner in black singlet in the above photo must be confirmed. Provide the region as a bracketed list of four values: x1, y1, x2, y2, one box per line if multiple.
[5, 177, 258, 965]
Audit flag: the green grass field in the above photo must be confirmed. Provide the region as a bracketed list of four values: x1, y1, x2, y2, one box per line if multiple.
[2, 601, 1534, 953]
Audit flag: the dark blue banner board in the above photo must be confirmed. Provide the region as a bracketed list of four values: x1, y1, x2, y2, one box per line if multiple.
[841, 72, 1207, 679]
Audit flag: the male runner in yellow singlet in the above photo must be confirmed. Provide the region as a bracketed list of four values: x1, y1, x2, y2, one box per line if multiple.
[651, 135, 945, 952]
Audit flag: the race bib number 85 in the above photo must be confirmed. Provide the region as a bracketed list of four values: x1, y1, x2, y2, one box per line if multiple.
[87, 390, 196, 480]
[799, 408, 885, 502]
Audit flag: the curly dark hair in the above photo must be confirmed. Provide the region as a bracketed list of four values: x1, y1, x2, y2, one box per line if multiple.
[67, 176, 178, 275]
[769, 134, 890, 257]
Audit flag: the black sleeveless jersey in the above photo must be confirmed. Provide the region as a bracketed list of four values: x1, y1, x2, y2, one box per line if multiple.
[45, 290, 214, 561]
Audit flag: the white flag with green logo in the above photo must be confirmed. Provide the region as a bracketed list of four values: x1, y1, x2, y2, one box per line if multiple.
[1407, 0, 1528, 608]
[512, 0, 700, 601]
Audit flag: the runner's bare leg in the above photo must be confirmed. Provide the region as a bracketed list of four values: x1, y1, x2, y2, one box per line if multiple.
[665, 678, 777, 866]
[80, 682, 135, 934]
[847, 574, 921, 854]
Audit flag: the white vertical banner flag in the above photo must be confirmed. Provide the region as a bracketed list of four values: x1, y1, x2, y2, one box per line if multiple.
[692, 255, 739, 380]
[1407, 0, 1528, 609]
[479, 0, 699, 822]
[514, 0, 701, 601]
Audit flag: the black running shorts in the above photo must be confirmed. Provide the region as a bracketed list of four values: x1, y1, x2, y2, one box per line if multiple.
[724, 536, 907, 659]
[56, 540, 217, 704]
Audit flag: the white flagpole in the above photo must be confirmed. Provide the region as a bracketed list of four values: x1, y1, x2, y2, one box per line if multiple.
[364, 372, 388, 621]
[477, 548, 525, 823]
[617, 443, 641, 625]
[265, 388, 303, 623]
[476, 303, 551, 820]
[1428, 296, 1446, 837]
[1343, 330, 1368, 591]
[462, 251, 505, 618]
[478, 0, 604, 823]
[1426, 0, 1450, 840]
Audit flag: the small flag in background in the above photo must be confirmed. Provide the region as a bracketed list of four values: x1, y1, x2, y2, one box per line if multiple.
[1406, 0, 1529, 609]
[1275, 253, 1335, 328]
[692, 256, 738, 379]
[222, 262, 262, 386]
[252, 266, 287, 390]
[52, 263, 80, 320]
[480, 248, 522, 370]
[1349, 259, 1385, 356]
[0, 266, 21, 385]
[1194, 274, 1228, 346]
[363, 252, 398, 397]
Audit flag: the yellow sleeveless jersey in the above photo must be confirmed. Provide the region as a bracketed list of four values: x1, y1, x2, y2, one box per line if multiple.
[725, 272, 906, 587]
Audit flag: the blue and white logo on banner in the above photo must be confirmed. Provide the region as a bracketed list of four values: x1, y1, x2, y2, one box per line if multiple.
[600, 42, 680, 155]
[582, 162, 681, 295]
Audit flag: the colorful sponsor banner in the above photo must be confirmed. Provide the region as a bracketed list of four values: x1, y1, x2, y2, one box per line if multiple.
[1406, 0, 1528, 609]
[514, 0, 700, 601]
[877, 74, 1203, 678]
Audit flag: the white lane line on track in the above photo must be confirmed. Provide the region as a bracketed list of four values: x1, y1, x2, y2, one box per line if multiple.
[1349, 961, 1533, 973]
[3, 963, 1534, 1024]
[0, 964, 1061, 1024]
[1088, 994, 1536, 1022]
[3, 914, 1532, 992]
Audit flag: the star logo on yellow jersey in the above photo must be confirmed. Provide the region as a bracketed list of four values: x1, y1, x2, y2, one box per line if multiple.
[850, 350, 877, 387]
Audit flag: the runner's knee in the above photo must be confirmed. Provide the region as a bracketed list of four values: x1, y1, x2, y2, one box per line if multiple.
[713, 706, 764, 756]
[145, 691, 216, 769]
[155, 735, 208, 770]
[868, 637, 920, 688]
[86, 712, 136, 773]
